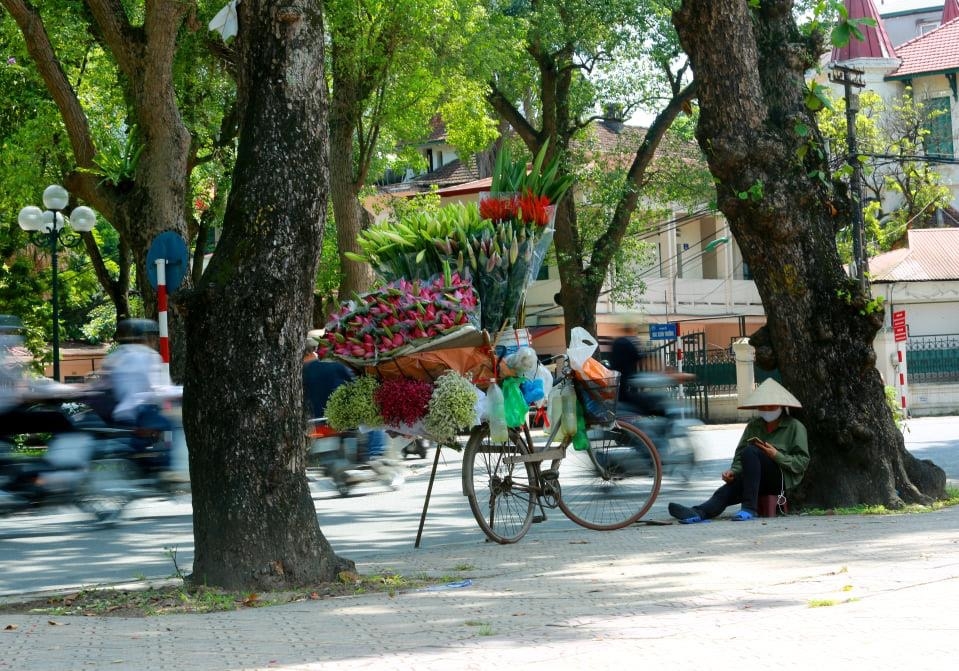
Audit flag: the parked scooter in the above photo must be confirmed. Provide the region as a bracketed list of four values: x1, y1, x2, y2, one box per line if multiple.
[306, 420, 405, 496]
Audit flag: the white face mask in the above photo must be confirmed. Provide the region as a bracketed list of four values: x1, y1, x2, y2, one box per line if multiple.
[758, 408, 782, 423]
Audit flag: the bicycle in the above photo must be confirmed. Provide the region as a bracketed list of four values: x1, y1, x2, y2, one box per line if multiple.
[461, 356, 663, 544]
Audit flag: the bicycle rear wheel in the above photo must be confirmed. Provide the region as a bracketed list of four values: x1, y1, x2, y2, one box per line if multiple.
[462, 423, 537, 544]
[556, 420, 662, 530]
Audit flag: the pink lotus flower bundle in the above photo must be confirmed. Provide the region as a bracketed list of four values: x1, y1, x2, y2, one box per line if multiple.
[317, 272, 479, 362]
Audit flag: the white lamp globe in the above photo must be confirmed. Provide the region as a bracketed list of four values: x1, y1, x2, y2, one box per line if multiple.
[42, 184, 69, 211]
[18, 206, 43, 231]
[70, 206, 97, 232]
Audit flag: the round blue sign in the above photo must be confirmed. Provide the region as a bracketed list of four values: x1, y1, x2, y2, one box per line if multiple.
[146, 231, 189, 292]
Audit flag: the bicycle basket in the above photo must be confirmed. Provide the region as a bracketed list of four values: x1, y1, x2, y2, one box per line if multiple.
[573, 371, 620, 425]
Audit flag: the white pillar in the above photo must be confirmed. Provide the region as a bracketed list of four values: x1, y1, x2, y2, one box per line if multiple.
[733, 338, 756, 422]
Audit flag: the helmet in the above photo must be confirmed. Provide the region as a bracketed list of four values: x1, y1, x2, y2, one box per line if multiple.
[115, 318, 160, 343]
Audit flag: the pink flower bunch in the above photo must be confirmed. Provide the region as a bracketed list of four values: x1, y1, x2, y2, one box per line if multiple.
[374, 378, 434, 427]
[317, 273, 479, 361]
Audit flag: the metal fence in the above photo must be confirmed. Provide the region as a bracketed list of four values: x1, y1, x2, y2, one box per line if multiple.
[907, 334, 959, 383]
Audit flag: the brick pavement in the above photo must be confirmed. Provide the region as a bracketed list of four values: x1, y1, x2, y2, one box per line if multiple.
[3, 504, 958, 670]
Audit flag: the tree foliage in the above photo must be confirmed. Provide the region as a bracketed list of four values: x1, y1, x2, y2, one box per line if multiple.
[817, 88, 953, 258]
[481, 0, 704, 337]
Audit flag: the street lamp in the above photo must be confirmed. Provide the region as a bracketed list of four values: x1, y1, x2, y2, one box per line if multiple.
[18, 185, 97, 382]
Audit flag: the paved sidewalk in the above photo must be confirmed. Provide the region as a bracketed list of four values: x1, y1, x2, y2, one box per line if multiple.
[4, 503, 959, 670]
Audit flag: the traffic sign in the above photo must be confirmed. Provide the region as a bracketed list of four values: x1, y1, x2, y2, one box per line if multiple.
[892, 310, 908, 343]
[146, 231, 189, 292]
[649, 323, 678, 340]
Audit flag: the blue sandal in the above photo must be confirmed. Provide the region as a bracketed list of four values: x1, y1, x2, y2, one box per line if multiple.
[731, 510, 756, 521]
[669, 502, 709, 524]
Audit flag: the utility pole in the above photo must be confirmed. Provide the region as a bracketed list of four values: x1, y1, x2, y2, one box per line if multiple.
[830, 65, 868, 291]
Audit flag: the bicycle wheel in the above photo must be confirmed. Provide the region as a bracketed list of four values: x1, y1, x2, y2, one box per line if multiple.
[556, 420, 662, 530]
[462, 423, 537, 544]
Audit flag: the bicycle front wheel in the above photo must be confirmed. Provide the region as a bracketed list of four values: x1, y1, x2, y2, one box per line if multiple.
[556, 420, 662, 530]
[462, 423, 537, 544]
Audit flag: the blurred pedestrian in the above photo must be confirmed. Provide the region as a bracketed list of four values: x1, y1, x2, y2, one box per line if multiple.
[302, 338, 355, 420]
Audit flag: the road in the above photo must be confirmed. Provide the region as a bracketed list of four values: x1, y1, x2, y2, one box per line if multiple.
[1, 416, 956, 597]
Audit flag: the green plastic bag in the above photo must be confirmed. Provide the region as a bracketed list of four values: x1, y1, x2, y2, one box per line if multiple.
[572, 400, 589, 451]
[501, 377, 529, 428]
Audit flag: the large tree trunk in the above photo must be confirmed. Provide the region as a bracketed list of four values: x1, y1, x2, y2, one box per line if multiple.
[673, 0, 945, 508]
[181, 0, 352, 591]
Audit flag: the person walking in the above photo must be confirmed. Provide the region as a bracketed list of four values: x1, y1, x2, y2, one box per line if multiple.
[668, 378, 809, 523]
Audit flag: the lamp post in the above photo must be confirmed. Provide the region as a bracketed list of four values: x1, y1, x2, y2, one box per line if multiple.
[18, 185, 97, 382]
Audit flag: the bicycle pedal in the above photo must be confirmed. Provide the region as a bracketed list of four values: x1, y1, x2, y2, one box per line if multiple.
[532, 515, 547, 524]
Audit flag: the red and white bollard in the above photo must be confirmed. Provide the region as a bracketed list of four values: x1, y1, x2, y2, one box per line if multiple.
[155, 258, 170, 380]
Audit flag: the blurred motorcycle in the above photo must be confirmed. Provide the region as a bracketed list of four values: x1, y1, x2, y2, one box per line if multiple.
[1, 396, 187, 522]
[613, 371, 702, 482]
[306, 419, 406, 497]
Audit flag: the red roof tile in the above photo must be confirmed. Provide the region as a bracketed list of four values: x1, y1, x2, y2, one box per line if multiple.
[886, 15, 959, 78]
[870, 227, 959, 281]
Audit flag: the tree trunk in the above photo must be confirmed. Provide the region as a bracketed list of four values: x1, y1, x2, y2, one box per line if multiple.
[180, 0, 352, 591]
[673, 0, 944, 508]
[329, 105, 375, 300]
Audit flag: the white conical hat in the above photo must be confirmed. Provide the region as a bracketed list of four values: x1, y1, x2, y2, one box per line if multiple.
[738, 378, 802, 409]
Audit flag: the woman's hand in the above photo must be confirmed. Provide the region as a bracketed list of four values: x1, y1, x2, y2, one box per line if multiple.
[722, 470, 735, 483]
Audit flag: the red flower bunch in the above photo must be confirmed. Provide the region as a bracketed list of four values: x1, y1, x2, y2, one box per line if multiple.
[517, 191, 554, 227]
[374, 378, 434, 427]
[479, 194, 518, 222]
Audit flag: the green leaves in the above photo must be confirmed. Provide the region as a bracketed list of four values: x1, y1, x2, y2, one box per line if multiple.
[490, 140, 574, 203]
[805, 83, 833, 112]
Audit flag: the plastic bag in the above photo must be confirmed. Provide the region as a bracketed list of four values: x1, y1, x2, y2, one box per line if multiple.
[502, 377, 529, 428]
[486, 382, 508, 442]
[567, 326, 616, 385]
[504, 346, 538, 378]
[533, 362, 553, 408]
[572, 400, 589, 451]
[520, 379, 544, 405]
[567, 327, 598, 372]
[547, 385, 563, 432]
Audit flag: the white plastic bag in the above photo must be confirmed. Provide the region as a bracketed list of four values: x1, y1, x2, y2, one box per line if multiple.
[567, 326, 598, 372]
[533, 362, 553, 408]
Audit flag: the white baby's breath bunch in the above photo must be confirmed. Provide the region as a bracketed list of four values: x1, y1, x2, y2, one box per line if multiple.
[423, 371, 479, 446]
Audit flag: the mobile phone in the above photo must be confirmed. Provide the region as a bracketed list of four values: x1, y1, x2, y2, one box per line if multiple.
[748, 437, 763, 446]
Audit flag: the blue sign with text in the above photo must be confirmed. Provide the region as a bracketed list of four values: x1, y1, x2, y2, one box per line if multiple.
[649, 323, 678, 340]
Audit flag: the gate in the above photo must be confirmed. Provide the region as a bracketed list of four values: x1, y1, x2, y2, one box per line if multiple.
[635, 331, 709, 420]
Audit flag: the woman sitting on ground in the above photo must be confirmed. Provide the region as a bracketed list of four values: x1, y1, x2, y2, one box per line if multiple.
[668, 378, 809, 523]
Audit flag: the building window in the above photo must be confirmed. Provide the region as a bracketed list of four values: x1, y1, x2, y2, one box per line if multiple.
[923, 97, 954, 159]
[437, 150, 444, 167]
[425, 148, 434, 171]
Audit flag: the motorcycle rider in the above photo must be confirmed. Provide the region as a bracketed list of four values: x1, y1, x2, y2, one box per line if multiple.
[95, 318, 174, 473]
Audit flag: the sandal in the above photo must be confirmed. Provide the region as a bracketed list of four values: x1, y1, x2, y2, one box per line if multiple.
[731, 510, 756, 521]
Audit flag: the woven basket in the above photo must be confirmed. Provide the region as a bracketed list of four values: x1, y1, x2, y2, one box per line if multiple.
[574, 371, 620, 425]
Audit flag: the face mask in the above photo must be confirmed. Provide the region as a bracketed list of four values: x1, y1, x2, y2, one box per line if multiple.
[759, 408, 782, 423]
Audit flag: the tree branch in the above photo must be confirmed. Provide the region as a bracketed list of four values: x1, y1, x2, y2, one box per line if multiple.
[590, 80, 699, 274]
[2, 0, 96, 167]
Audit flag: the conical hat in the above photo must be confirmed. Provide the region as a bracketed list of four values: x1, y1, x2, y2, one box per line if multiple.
[738, 378, 802, 409]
